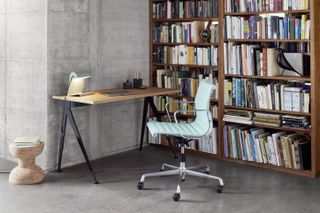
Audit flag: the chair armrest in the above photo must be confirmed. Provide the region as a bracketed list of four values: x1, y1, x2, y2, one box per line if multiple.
[165, 100, 195, 123]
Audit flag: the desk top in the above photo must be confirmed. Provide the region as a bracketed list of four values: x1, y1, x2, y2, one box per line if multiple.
[52, 87, 180, 105]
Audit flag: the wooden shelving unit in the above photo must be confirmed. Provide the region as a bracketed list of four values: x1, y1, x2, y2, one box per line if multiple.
[149, 0, 320, 177]
[149, 0, 221, 157]
[221, 0, 320, 178]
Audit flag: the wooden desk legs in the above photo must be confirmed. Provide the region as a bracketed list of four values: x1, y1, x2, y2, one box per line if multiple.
[139, 97, 178, 159]
[57, 101, 99, 184]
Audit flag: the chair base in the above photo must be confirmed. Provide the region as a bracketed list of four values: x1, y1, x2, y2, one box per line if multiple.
[137, 160, 224, 201]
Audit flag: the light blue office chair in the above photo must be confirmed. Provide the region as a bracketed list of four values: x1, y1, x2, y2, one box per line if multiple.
[137, 80, 224, 201]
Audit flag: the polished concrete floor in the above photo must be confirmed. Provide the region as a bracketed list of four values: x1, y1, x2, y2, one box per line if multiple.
[0, 146, 320, 213]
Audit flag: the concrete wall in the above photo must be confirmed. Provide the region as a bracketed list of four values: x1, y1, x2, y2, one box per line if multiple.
[0, 0, 48, 167]
[46, 0, 149, 170]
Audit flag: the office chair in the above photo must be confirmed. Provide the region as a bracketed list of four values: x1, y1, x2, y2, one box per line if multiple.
[137, 80, 224, 201]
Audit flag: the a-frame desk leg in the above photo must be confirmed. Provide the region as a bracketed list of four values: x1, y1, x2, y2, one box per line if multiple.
[57, 101, 99, 184]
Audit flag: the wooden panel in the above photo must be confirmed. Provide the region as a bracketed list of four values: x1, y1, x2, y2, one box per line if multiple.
[52, 88, 180, 105]
[217, 0, 225, 159]
[222, 157, 314, 177]
[311, 0, 320, 177]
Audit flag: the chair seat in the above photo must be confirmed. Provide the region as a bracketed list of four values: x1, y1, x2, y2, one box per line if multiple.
[147, 121, 207, 138]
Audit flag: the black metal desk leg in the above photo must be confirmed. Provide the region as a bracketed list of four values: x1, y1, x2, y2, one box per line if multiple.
[139, 98, 149, 151]
[57, 102, 68, 173]
[67, 108, 99, 184]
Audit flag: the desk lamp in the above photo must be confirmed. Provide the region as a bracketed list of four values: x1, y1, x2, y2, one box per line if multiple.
[67, 72, 93, 96]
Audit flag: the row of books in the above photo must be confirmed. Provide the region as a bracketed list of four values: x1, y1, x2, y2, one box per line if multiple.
[224, 44, 280, 76]
[223, 43, 310, 76]
[225, 15, 310, 40]
[223, 124, 311, 170]
[156, 69, 219, 98]
[224, 78, 310, 113]
[154, 96, 195, 113]
[152, 0, 218, 20]
[153, 45, 218, 66]
[224, 0, 310, 13]
[153, 22, 219, 44]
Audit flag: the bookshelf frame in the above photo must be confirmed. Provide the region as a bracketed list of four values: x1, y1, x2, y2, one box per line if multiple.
[149, 0, 320, 177]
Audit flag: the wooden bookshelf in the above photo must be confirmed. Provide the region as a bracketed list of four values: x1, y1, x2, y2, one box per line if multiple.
[149, 0, 320, 177]
[220, 0, 319, 178]
[149, 0, 221, 157]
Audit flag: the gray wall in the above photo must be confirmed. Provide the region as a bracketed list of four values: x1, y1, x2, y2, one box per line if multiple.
[0, 0, 48, 166]
[46, 0, 149, 170]
[1, 0, 149, 170]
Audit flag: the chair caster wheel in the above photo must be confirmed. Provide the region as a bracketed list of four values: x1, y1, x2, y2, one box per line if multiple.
[216, 185, 223, 193]
[181, 178, 185, 182]
[172, 193, 180, 201]
[137, 181, 144, 190]
[204, 170, 210, 175]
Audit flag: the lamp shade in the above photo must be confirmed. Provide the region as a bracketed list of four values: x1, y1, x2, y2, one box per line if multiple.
[69, 71, 91, 83]
[67, 72, 92, 96]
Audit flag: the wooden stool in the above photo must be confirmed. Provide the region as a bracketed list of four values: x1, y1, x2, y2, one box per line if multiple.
[9, 142, 44, 185]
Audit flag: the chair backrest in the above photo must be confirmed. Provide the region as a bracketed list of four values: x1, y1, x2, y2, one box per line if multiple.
[192, 80, 215, 138]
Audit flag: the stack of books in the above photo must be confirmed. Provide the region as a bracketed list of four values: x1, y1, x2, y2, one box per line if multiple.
[225, 15, 310, 40]
[223, 109, 253, 124]
[224, 0, 310, 13]
[253, 112, 281, 127]
[281, 115, 310, 129]
[14, 136, 41, 147]
[223, 125, 311, 170]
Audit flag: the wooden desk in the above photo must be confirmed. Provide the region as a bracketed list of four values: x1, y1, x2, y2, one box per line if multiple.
[52, 87, 179, 184]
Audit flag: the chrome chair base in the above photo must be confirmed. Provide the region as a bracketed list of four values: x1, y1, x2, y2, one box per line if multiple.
[137, 146, 224, 201]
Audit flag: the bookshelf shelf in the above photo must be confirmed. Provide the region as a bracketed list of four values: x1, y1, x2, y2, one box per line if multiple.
[224, 74, 311, 82]
[154, 63, 218, 68]
[224, 39, 310, 43]
[153, 42, 219, 46]
[224, 105, 311, 116]
[224, 120, 311, 133]
[222, 157, 313, 177]
[153, 17, 218, 23]
[224, 9, 310, 16]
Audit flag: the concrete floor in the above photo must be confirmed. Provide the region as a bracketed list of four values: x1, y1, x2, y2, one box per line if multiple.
[0, 146, 320, 213]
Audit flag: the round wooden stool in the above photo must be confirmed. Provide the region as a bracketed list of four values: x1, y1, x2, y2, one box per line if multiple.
[9, 142, 44, 185]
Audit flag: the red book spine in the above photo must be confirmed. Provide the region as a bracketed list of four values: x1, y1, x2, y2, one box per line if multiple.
[262, 48, 268, 77]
